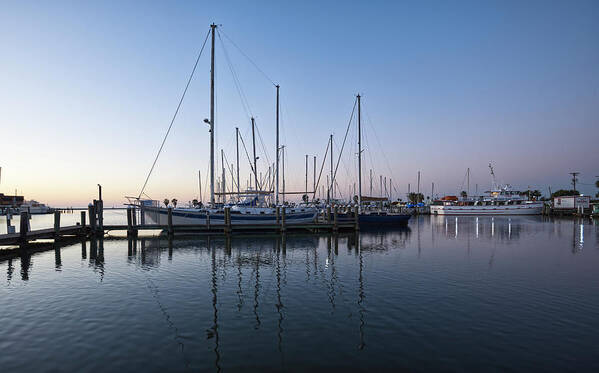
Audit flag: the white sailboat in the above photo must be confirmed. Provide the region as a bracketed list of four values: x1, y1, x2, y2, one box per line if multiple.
[142, 24, 316, 226]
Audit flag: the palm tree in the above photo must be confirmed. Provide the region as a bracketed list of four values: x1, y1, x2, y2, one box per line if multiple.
[171, 199, 178, 208]
[163, 199, 169, 208]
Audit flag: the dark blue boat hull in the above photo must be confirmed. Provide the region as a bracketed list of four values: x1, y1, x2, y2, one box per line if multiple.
[358, 213, 411, 226]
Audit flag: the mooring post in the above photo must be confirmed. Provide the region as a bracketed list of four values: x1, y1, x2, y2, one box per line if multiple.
[54, 210, 61, 237]
[224, 206, 231, 233]
[131, 207, 137, 236]
[206, 211, 211, 230]
[276, 206, 280, 224]
[19, 211, 29, 240]
[326, 206, 331, 224]
[88, 204, 96, 233]
[167, 207, 173, 236]
[80, 210, 86, 228]
[354, 205, 360, 231]
[333, 205, 338, 232]
[126, 207, 133, 237]
[281, 207, 286, 232]
[97, 199, 104, 233]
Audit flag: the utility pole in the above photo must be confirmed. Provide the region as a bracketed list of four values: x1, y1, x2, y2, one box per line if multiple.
[570, 172, 580, 193]
[209, 23, 216, 207]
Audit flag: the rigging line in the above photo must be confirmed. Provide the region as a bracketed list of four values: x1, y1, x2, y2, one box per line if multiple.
[253, 121, 272, 166]
[217, 30, 253, 118]
[219, 27, 277, 87]
[328, 98, 357, 195]
[238, 131, 258, 184]
[137, 29, 211, 199]
[313, 139, 331, 199]
[362, 100, 395, 182]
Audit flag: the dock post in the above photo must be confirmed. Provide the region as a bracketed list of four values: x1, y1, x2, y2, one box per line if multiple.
[326, 206, 331, 224]
[131, 207, 137, 236]
[206, 211, 210, 230]
[97, 199, 104, 233]
[333, 206, 338, 232]
[276, 206, 280, 224]
[281, 207, 286, 232]
[88, 204, 96, 234]
[167, 207, 173, 236]
[126, 208, 133, 237]
[54, 211, 61, 237]
[354, 206, 360, 231]
[224, 207, 231, 234]
[19, 211, 29, 240]
[80, 211, 86, 228]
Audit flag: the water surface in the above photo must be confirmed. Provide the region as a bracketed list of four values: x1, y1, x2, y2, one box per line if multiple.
[1, 216, 598, 372]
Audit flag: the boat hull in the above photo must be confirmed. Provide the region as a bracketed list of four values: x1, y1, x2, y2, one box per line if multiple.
[430, 203, 543, 215]
[143, 207, 317, 225]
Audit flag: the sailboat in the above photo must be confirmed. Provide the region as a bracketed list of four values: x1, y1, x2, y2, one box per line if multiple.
[142, 24, 317, 226]
[354, 94, 411, 226]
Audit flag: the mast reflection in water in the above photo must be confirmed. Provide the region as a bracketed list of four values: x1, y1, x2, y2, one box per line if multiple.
[1, 217, 598, 372]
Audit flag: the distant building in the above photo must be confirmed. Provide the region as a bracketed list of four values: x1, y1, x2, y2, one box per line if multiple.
[553, 195, 590, 210]
[0, 193, 25, 207]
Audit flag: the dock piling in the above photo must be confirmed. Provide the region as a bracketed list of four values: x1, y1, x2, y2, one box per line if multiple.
[53, 211, 61, 236]
[80, 211, 86, 228]
[281, 207, 286, 232]
[167, 207, 173, 235]
[19, 212, 29, 240]
[333, 206, 338, 232]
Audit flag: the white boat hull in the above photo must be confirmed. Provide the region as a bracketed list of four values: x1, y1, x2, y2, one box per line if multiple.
[430, 203, 543, 215]
[143, 206, 317, 226]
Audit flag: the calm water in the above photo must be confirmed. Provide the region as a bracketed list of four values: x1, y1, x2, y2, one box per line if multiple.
[1, 216, 598, 372]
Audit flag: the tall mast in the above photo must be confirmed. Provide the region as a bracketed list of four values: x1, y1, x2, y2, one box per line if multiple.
[281, 146, 286, 204]
[221, 149, 225, 204]
[236, 127, 240, 201]
[251, 117, 258, 191]
[467, 167, 470, 196]
[330, 134, 333, 200]
[209, 23, 217, 206]
[313, 156, 316, 201]
[305, 154, 308, 197]
[357, 94, 362, 212]
[275, 85, 280, 205]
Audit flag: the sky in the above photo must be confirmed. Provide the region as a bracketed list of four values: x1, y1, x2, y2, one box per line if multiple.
[1, 0, 598, 206]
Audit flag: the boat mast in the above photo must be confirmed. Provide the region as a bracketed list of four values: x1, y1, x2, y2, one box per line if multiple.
[251, 117, 258, 191]
[221, 149, 226, 204]
[467, 167, 470, 196]
[281, 145, 286, 204]
[357, 94, 362, 212]
[305, 154, 308, 198]
[275, 85, 280, 205]
[330, 134, 333, 200]
[209, 23, 217, 207]
[236, 127, 240, 201]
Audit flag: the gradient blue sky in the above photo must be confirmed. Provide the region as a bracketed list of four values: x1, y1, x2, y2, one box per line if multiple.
[1, 0, 598, 205]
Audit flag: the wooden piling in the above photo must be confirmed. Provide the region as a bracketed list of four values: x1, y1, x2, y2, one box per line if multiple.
[167, 207, 173, 235]
[126, 207, 133, 237]
[19, 212, 29, 240]
[333, 205, 338, 232]
[224, 207, 231, 233]
[80, 211, 86, 228]
[97, 200, 104, 232]
[276, 206, 280, 224]
[88, 203, 96, 233]
[54, 211, 61, 236]
[281, 207, 286, 232]
[354, 205, 360, 231]
[326, 206, 331, 223]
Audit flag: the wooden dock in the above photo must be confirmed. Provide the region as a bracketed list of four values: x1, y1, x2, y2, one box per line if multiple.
[1, 202, 359, 248]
